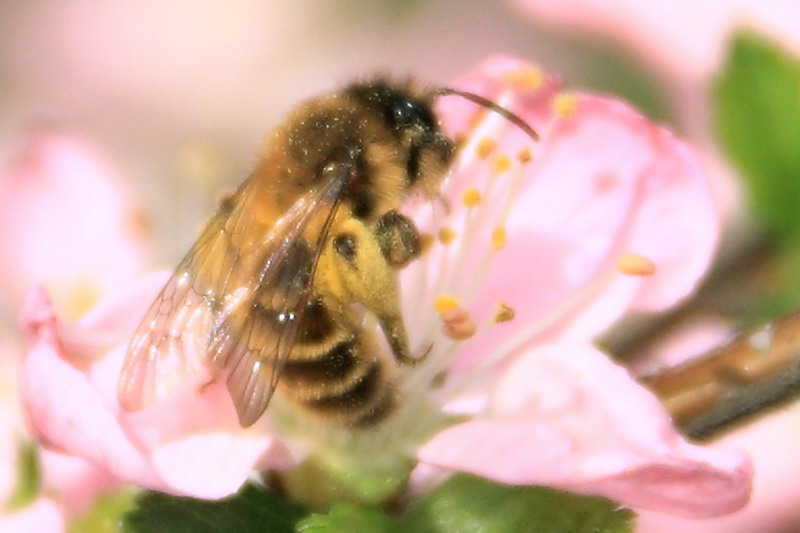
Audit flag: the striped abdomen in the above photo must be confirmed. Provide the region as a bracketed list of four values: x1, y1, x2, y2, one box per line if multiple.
[274, 299, 395, 427]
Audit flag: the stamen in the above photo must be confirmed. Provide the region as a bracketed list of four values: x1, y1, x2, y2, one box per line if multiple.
[419, 233, 435, 254]
[494, 302, 516, 323]
[475, 138, 498, 159]
[441, 308, 477, 341]
[434, 295, 461, 314]
[517, 147, 533, 164]
[616, 253, 657, 276]
[491, 226, 507, 250]
[501, 66, 544, 91]
[492, 154, 512, 175]
[462, 188, 482, 207]
[438, 227, 457, 245]
[553, 93, 578, 118]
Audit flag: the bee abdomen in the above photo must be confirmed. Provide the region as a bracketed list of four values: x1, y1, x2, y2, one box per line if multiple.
[280, 337, 394, 426]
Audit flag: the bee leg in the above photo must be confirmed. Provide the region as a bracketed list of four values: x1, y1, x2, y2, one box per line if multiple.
[374, 210, 421, 268]
[328, 218, 421, 366]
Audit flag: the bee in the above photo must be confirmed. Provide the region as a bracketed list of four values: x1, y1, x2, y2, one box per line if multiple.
[118, 79, 537, 428]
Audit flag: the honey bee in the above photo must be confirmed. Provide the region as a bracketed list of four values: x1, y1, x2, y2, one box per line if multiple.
[118, 79, 537, 428]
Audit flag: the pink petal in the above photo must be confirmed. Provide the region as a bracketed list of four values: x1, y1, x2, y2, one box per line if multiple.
[40, 450, 118, 517]
[20, 290, 163, 489]
[0, 133, 150, 317]
[0, 497, 64, 533]
[418, 343, 751, 517]
[19, 284, 286, 499]
[430, 56, 719, 376]
[506, 0, 800, 84]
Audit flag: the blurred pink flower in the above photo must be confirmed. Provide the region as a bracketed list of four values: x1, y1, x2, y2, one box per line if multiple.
[0, 133, 153, 529]
[506, 0, 800, 85]
[0, 132, 150, 319]
[21, 56, 751, 518]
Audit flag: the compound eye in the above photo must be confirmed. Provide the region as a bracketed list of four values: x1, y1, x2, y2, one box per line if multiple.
[392, 98, 435, 132]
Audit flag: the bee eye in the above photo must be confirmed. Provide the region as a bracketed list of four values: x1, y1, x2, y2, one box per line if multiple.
[391, 98, 435, 132]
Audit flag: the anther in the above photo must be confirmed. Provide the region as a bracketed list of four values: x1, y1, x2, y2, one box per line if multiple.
[517, 147, 532, 164]
[420, 233, 435, 254]
[476, 138, 498, 159]
[493, 154, 512, 174]
[501, 67, 544, 91]
[434, 295, 460, 314]
[617, 253, 656, 276]
[491, 226, 507, 250]
[439, 227, 457, 245]
[441, 307, 477, 341]
[553, 93, 578, 118]
[462, 188, 482, 207]
[494, 302, 516, 323]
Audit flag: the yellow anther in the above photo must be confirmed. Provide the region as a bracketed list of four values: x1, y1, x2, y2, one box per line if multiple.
[475, 138, 498, 159]
[494, 302, 516, 323]
[434, 295, 461, 314]
[492, 154, 512, 174]
[491, 226, 507, 250]
[439, 227, 457, 245]
[617, 253, 657, 276]
[441, 307, 477, 341]
[553, 93, 578, 118]
[517, 147, 533, 164]
[420, 233, 435, 254]
[502, 67, 544, 91]
[462, 188, 482, 207]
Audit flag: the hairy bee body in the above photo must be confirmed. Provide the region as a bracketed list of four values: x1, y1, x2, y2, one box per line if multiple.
[119, 80, 456, 427]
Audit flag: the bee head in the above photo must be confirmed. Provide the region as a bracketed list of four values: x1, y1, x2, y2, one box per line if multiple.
[345, 81, 457, 192]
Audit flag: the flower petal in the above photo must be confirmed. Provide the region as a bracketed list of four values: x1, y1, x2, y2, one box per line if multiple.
[423, 56, 719, 378]
[418, 343, 751, 517]
[0, 496, 64, 533]
[0, 133, 150, 318]
[19, 285, 288, 499]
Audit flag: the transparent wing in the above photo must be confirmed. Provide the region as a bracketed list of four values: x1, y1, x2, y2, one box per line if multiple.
[119, 166, 349, 426]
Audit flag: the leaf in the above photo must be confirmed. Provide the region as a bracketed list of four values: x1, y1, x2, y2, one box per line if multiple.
[297, 503, 394, 533]
[68, 490, 137, 533]
[5, 440, 41, 511]
[713, 31, 800, 242]
[399, 475, 633, 533]
[121, 483, 309, 533]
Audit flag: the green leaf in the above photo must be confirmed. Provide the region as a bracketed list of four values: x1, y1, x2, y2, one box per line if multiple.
[713, 31, 800, 242]
[297, 503, 394, 533]
[6, 440, 41, 511]
[399, 475, 633, 533]
[68, 490, 137, 533]
[121, 483, 309, 533]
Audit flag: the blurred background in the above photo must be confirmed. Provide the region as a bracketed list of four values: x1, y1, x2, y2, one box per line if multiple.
[0, 1, 798, 531]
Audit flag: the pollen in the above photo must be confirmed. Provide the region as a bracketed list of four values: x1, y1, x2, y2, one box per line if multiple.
[517, 147, 533, 164]
[420, 233, 435, 254]
[434, 295, 461, 314]
[617, 253, 657, 276]
[439, 227, 457, 245]
[475, 138, 498, 159]
[553, 93, 578, 118]
[502, 66, 544, 91]
[493, 154, 512, 175]
[441, 307, 477, 341]
[491, 226, 507, 250]
[462, 188, 482, 207]
[494, 302, 516, 323]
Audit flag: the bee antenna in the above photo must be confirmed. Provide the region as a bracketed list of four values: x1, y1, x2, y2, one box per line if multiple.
[434, 87, 539, 141]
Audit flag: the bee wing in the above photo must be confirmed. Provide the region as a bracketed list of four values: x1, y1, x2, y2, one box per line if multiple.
[119, 165, 349, 427]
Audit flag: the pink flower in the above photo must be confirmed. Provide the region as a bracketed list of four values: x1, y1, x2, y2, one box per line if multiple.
[20, 56, 751, 518]
[0, 133, 153, 529]
[506, 0, 800, 85]
[0, 132, 149, 319]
